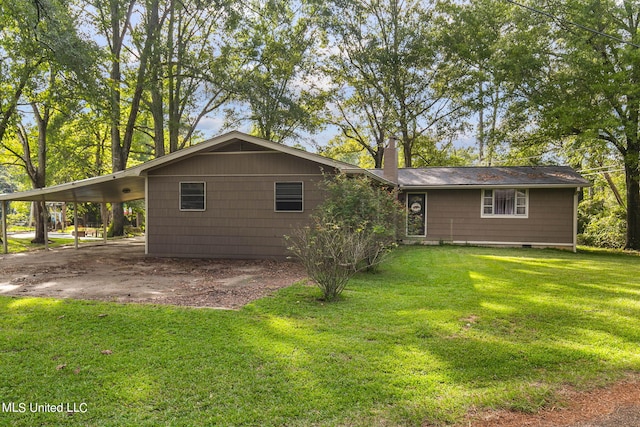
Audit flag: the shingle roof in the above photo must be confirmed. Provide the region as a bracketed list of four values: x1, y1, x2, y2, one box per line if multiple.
[369, 166, 591, 188]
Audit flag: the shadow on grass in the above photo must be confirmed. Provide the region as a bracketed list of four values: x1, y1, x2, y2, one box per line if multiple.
[1, 245, 639, 426]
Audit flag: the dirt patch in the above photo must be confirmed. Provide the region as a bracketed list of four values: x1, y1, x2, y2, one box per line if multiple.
[0, 237, 306, 309]
[459, 375, 640, 427]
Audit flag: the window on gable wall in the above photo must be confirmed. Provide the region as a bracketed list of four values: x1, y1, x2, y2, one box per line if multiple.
[482, 189, 527, 217]
[180, 182, 206, 211]
[275, 182, 303, 212]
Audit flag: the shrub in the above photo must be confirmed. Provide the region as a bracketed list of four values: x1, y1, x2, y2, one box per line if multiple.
[578, 200, 627, 248]
[318, 174, 403, 270]
[578, 208, 626, 249]
[287, 220, 366, 301]
[287, 174, 404, 301]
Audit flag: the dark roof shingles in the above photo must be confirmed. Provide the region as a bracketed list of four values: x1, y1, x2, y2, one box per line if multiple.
[370, 166, 590, 187]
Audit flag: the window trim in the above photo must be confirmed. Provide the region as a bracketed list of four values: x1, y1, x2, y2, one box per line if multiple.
[274, 181, 304, 212]
[481, 188, 529, 218]
[179, 181, 206, 211]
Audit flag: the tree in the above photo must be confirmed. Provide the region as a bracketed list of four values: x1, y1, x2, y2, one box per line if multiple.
[0, 0, 43, 146]
[160, 0, 238, 154]
[227, 0, 327, 143]
[519, 0, 640, 249]
[324, 0, 464, 167]
[87, 0, 242, 234]
[89, 0, 136, 235]
[138, 0, 237, 156]
[0, 0, 93, 145]
[0, 0, 98, 243]
[439, 0, 539, 166]
[91, 0, 169, 235]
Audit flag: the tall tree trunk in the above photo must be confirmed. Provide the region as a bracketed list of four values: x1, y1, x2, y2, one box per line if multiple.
[18, 102, 49, 244]
[477, 81, 485, 165]
[109, 0, 124, 236]
[108, 0, 136, 237]
[32, 103, 49, 244]
[148, 0, 164, 157]
[624, 151, 640, 250]
[374, 145, 384, 169]
[167, 0, 180, 153]
[32, 201, 47, 244]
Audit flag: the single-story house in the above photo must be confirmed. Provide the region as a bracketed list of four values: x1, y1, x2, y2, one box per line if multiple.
[0, 131, 591, 256]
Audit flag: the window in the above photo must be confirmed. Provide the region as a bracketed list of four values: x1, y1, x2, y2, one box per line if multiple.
[180, 182, 206, 211]
[275, 182, 303, 212]
[482, 189, 527, 217]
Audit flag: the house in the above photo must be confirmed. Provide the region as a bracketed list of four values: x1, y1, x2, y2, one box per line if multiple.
[0, 131, 590, 256]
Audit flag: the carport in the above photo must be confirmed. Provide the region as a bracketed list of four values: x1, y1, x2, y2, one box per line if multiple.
[0, 168, 146, 254]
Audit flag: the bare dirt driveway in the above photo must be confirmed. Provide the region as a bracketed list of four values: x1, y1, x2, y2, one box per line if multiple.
[0, 237, 306, 309]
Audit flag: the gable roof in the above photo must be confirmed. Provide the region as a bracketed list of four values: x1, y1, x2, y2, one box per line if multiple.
[0, 130, 591, 203]
[369, 166, 591, 189]
[136, 131, 368, 176]
[0, 131, 385, 203]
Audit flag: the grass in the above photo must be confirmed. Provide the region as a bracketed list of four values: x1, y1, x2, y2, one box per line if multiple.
[3, 227, 122, 253]
[1, 245, 639, 426]
[3, 237, 93, 253]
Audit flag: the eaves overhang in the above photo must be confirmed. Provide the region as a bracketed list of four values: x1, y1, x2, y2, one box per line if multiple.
[399, 183, 590, 190]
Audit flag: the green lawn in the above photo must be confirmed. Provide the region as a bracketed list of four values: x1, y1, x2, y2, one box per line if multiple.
[3, 236, 103, 253]
[1, 246, 639, 426]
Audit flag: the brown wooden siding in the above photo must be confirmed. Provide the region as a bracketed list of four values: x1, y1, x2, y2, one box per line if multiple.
[146, 151, 329, 258]
[409, 188, 575, 245]
[149, 151, 325, 177]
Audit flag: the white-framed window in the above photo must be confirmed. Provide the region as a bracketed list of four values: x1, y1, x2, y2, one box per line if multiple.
[482, 189, 528, 218]
[180, 182, 206, 211]
[275, 182, 303, 212]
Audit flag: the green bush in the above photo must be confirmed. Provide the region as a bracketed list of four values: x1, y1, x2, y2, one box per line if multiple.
[578, 203, 626, 249]
[287, 174, 404, 301]
[318, 173, 404, 270]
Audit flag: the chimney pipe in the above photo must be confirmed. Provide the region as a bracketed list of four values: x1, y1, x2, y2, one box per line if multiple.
[383, 136, 398, 184]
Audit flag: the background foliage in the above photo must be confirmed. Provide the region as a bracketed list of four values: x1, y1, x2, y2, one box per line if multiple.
[0, 0, 638, 248]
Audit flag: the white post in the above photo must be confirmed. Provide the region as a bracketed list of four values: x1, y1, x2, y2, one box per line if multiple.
[573, 189, 579, 253]
[102, 203, 108, 245]
[144, 177, 149, 255]
[74, 202, 79, 249]
[2, 201, 7, 254]
[43, 202, 49, 251]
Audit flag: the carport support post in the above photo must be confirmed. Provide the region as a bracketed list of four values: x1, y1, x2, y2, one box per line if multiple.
[74, 202, 79, 249]
[2, 201, 7, 254]
[102, 203, 107, 245]
[43, 201, 49, 251]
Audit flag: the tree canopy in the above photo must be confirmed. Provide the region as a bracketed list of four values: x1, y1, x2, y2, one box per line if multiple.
[0, 0, 638, 248]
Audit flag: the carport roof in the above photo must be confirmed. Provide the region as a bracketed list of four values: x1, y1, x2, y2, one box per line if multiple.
[0, 131, 379, 203]
[0, 169, 147, 203]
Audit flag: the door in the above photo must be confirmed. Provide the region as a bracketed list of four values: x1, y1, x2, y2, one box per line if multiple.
[406, 193, 426, 237]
